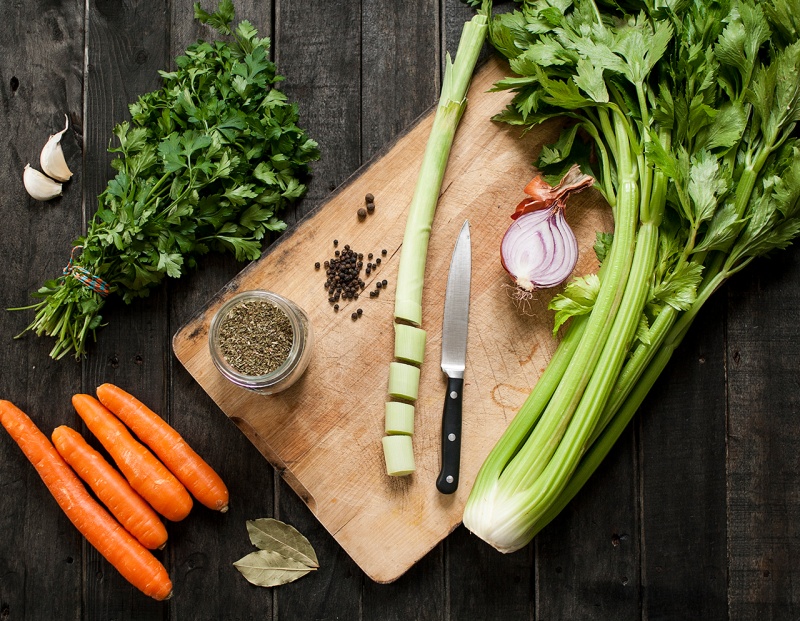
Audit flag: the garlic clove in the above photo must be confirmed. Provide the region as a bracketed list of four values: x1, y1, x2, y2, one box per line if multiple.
[39, 114, 73, 182]
[23, 163, 63, 201]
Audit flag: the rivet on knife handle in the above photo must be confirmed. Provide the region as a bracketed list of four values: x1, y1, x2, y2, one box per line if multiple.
[436, 377, 464, 494]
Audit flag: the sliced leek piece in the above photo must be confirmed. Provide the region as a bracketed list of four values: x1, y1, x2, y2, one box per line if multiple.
[384, 401, 415, 435]
[382, 435, 415, 476]
[387, 362, 420, 401]
[393, 324, 427, 365]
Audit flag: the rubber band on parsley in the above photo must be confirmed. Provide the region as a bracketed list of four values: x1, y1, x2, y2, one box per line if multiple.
[12, 0, 319, 359]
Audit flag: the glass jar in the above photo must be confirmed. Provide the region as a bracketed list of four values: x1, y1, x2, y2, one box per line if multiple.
[209, 290, 314, 395]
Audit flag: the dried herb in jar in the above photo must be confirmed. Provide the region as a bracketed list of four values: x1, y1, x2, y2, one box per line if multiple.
[218, 300, 293, 376]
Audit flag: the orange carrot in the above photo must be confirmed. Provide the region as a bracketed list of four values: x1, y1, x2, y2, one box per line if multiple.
[96, 383, 229, 512]
[52, 425, 168, 550]
[0, 400, 173, 601]
[71, 394, 193, 522]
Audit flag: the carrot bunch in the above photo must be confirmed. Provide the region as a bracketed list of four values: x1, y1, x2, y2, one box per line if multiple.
[0, 384, 229, 601]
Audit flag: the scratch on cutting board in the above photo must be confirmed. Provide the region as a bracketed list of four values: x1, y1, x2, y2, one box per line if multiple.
[491, 383, 529, 413]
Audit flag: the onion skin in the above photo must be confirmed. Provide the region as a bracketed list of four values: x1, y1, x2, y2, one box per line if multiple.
[511, 164, 594, 220]
[501, 164, 593, 293]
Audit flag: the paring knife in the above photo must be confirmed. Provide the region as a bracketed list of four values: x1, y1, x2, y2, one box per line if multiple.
[436, 220, 471, 495]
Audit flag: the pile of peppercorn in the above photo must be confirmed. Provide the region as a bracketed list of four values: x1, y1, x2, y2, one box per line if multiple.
[316, 240, 390, 320]
[323, 243, 364, 304]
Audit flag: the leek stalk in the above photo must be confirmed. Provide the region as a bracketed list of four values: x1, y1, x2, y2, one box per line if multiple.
[382, 13, 488, 475]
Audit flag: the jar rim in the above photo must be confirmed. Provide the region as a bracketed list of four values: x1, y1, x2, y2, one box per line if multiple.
[209, 290, 306, 389]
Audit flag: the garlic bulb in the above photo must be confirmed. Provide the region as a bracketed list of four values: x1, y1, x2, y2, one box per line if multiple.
[23, 164, 62, 201]
[39, 114, 73, 182]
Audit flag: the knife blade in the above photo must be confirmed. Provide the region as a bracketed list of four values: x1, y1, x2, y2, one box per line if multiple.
[436, 220, 471, 494]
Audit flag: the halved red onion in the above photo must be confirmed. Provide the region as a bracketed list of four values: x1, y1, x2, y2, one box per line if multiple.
[501, 164, 593, 294]
[501, 207, 578, 292]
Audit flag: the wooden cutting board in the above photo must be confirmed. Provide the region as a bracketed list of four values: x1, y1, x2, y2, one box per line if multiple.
[172, 56, 613, 583]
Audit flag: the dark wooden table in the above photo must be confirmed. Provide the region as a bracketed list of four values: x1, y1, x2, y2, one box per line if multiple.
[2, 1, 799, 619]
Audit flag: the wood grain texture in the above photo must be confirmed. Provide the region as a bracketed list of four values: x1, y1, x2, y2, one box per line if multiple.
[639, 296, 729, 620]
[83, 1, 171, 617]
[726, 249, 800, 621]
[0, 1, 85, 620]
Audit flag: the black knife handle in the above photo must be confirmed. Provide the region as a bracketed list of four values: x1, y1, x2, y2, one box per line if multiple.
[436, 376, 463, 494]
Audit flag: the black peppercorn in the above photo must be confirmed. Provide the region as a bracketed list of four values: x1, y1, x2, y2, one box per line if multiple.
[366, 202, 375, 214]
[376, 258, 381, 265]
[382, 279, 388, 287]
[365, 193, 374, 203]
[315, 262, 321, 270]
[357, 308, 363, 316]
[357, 207, 367, 221]
[334, 304, 339, 311]
[351, 312, 358, 320]
[382, 249, 387, 255]
[333, 239, 339, 246]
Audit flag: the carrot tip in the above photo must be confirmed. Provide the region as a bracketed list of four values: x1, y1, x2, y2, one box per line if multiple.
[219, 504, 229, 513]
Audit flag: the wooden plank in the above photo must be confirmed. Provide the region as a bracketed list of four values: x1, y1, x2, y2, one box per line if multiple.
[639, 297, 728, 619]
[727, 248, 800, 620]
[536, 432, 640, 620]
[448, 529, 533, 621]
[275, 0, 362, 215]
[164, 2, 281, 618]
[361, 0, 440, 161]
[0, 1, 85, 619]
[82, 1, 171, 616]
[271, 0, 366, 617]
[172, 56, 614, 583]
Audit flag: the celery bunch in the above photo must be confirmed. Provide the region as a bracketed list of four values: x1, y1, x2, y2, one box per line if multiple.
[463, 0, 800, 552]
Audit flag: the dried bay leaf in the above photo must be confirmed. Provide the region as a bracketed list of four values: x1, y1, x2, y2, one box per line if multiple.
[246, 518, 319, 568]
[233, 550, 316, 587]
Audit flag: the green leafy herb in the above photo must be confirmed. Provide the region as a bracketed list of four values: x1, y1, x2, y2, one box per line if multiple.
[13, 0, 319, 359]
[234, 518, 318, 587]
[463, 0, 800, 553]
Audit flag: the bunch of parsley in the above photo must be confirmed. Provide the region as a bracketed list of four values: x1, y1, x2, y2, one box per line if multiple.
[463, 0, 800, 552]
[17, 0, 319, 359]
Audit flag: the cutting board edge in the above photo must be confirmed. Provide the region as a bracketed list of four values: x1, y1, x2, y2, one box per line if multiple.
[355, 519, 464, 585]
